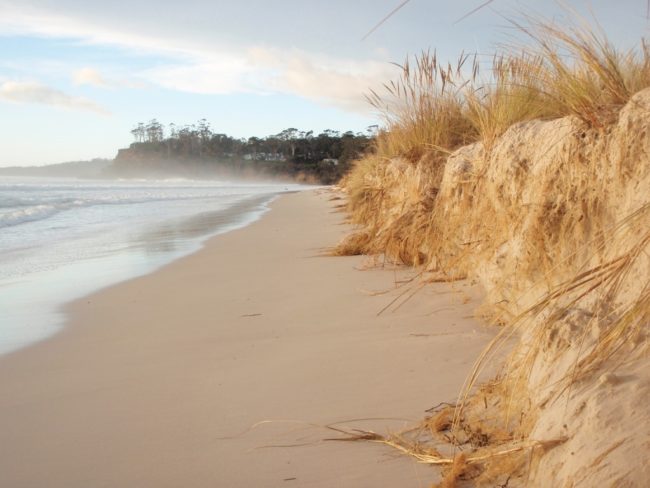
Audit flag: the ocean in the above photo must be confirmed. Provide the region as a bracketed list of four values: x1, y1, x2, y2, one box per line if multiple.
[0, 176, 311, 355]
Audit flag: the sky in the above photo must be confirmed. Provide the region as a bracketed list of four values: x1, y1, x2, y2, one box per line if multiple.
[0, 0, 648, 166]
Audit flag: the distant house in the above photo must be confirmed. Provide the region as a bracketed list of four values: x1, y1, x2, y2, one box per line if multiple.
[322, 158, 339, 166]
[268, 153, 287, 161]
[243, 153, 287, 161]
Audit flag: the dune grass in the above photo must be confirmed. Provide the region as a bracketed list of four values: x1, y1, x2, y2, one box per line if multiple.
[511, 17, 650, 127]
[367, 51, 478, 163]
[337, 12, 650, 486]
[340, 12, 650, 266]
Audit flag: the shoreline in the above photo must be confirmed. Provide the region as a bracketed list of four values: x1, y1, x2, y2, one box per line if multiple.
[0, 190, 494, 487]
[0, 188, 290, 357]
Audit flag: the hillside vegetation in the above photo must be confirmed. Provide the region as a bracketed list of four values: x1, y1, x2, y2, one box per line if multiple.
[337, 17, 649, 487]
[111, 124, 372, 183]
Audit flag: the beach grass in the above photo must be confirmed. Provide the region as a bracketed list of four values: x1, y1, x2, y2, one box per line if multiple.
[337, 11, 650, 485]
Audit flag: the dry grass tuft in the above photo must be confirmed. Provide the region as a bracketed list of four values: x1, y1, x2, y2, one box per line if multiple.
[512, 16, 650, 128]
[434, 452, 468, 488]
[427, 406, 454, 434]
[325, 410, 565, 486]
[465, 54, 552, 148]
[367, 50, 478, 164]
[330, 231, 372, 256]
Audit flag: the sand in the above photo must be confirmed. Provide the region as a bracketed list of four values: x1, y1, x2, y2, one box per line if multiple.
[0, 190, 494, 487]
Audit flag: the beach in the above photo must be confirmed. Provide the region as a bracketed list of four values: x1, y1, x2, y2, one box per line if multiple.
[0, 190, 494, 487]
[0, 176, 310, 355]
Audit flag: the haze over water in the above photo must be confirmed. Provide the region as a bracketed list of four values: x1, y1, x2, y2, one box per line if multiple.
[0, 176, 311, 355]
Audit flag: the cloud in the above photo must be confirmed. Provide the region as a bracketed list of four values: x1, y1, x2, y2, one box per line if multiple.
[253, 48, 398, 113]
[72, 67, 144, 89]
[72, 67, 110, 88]
[143, 54, 265, 96]
[147, 47, 398, 113]
[0, 2, 397, 114]
[0, 80, 109, 114]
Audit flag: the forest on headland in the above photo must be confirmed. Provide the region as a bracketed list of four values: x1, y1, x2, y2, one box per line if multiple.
[109, 119, 375, 183]
[0, 119, 374, 183]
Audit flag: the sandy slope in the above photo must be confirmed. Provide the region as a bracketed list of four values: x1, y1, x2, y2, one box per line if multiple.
[0, 190, 494, 487]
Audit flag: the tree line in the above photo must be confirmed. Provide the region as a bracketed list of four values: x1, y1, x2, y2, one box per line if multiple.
[127, 119, 376, 167]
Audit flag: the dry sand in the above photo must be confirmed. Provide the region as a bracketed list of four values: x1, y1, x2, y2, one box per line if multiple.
[0, 190, 494, 487]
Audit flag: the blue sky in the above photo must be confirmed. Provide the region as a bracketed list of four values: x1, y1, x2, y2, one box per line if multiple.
[0, 0, 648, 166]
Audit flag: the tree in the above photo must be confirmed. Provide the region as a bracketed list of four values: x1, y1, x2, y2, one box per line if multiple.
[247, 137, 262, 159]
[277, 128, 299, 157]
[366, 124, 379, 137]
[130, 122, 145, 142]
[197, 119, 212, 143]
[145, 119, 164, 142]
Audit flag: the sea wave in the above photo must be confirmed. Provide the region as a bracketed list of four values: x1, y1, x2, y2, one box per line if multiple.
[0, 194, 217, 228]
[0, 204, 63, 227]
[0, 178, 311, 229]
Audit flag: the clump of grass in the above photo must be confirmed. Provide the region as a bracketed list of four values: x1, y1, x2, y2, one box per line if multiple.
[465, 16, 650, 144]
[361, 13, 650, 164]
[465, 53, 552, 148]
[367, 50, 478, 164]
[327, 414, 564, 486]
[512, 17, 650, 128]
[434, 452, 468, 488]
[338, 52, 481, 263]
[427, 405, 454, 433]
